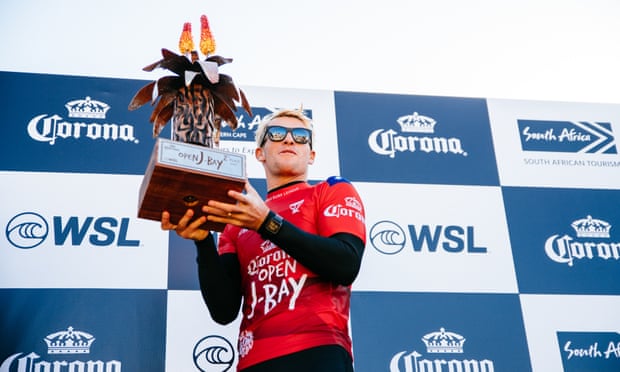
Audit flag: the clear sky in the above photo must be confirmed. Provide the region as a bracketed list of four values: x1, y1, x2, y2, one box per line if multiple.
[1, 0, 618, 103]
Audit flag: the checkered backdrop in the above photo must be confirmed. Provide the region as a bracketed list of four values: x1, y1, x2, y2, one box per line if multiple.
[1, 71, 619, 372]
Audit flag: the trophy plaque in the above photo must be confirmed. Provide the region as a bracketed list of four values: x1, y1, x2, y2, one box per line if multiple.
[138, 138, 246, 231]
[129, 15, 252, 231]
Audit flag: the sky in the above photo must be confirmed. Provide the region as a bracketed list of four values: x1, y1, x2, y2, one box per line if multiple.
[1, 0, 619, 104]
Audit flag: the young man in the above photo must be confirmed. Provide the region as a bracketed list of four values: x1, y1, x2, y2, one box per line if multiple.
[161, 108, 366, 371]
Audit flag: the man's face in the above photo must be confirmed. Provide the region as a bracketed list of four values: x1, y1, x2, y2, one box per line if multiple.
[255, 116, 315, 178]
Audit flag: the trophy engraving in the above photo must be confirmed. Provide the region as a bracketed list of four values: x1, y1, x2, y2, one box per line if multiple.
[129, 15, 251, 231]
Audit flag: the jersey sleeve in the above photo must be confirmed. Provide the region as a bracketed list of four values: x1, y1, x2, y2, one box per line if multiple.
[316, 176, 366, 243]
[217, 224, 239, 255]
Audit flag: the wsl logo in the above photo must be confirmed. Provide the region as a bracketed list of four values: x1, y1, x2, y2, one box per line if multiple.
[390, 327, 494, 372]
[27, 96, 139, 145]
[557, 331, 620, 372]
[193, 335, 235, 372]
[518, 119, 617, 154]
[370, 221, 487, 255]
[545, 215, 619, 266]
[5, 212, 140, 249]
[0, 326, 121, 372]
[368, 112, 468, 158]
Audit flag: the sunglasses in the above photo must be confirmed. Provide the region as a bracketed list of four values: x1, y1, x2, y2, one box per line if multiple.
[260, 126, 313, 148]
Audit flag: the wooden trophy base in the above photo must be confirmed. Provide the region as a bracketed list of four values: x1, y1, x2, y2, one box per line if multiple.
[138, 138, 246, 232]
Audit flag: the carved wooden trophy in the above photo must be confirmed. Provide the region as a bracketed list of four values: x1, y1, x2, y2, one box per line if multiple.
[129, 15, 252, 231]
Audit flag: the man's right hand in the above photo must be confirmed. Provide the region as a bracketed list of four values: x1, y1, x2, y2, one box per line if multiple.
[161, 209, 210, 241]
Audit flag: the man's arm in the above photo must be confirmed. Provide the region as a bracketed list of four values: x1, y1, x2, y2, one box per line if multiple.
[259, 213, 364, 286]
[195, 234, 242, 325]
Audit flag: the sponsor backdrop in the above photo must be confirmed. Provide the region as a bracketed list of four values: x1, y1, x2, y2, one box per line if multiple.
[1, 71, 619, 371]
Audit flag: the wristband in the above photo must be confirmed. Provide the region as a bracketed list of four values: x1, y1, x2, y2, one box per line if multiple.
[259, 211, 284, 237]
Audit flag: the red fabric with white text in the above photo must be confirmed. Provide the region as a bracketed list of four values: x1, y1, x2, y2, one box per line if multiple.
[218, 179, 366, 370]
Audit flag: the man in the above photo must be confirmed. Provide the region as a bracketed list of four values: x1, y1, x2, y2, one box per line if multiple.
[162, 108, 366, 371]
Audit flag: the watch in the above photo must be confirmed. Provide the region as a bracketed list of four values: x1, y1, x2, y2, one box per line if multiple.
[264, 212, 284, 235]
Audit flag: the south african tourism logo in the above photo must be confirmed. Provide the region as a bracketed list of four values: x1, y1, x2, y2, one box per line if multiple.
[545, 215, 619, 267]
[389, 327, 494, 372]
[27, 96, 139, 145]
[0, 326, 122, 371]
[518, 119, 617, 154]
[557, 331, 620, 372]
[368, 112, 468, 158]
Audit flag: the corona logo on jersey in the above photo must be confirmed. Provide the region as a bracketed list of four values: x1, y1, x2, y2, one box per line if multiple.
[368, 111, 468, 159]
[27, 96, 139, 145]
[517, 119, 617, 154]
[323, 196, 365, 223]
[5, 211, 140, 249]
[369, 220, 487, 255]
[389, 327, 494, 372]
[544, 215, 620, 266]
[0, 326, 122, 372]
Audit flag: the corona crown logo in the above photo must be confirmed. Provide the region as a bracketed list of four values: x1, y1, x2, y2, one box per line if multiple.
[65, 97, 110, 119]
[571, 215, 611, 238]
[421, 327, 466, 353]
[44, 326, 95, 354]
[396, 112, 437, 133]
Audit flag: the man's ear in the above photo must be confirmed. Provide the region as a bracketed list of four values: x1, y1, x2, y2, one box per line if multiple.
[308, 150, 316, 165]
[255, 147, 266, 163]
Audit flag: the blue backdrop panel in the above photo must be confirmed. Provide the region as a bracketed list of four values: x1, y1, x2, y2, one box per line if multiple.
[2, 71, 619, 372]
[0, 288, 167, 371]
[557, 331, 620, 371]
[0, 71, 169, 175]
[350, 291, 531, 372]
[503, 186, 620, 295]
[334, 91, 499, 186]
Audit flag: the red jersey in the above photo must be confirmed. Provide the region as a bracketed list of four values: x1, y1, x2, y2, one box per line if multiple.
[218, 178, 366, 370]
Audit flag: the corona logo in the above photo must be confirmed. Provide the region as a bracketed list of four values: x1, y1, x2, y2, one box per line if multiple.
[389, 327, 494, 372]
[396, 112, 437, 133]
[27, 97, 139, 145]
[571, 215, 611, 238]
[0, 326, 122, 372]
[368, 111, 467, 158]
[345, 196, 363, 212]
[422, 328, 466, 353]
[65, 97, 110, 119]
[545, 215, 620, 266]
[44, 326, 95, 354]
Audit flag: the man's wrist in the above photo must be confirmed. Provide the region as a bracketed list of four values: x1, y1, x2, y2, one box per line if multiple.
[258, 211, 284, 238]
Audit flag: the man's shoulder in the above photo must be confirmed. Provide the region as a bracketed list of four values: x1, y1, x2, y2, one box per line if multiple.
[311, 176, 357, 195]
[324, 176, 352, 187]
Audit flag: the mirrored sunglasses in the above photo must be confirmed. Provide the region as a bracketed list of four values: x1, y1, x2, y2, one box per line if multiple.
[261, 126, 312, 148]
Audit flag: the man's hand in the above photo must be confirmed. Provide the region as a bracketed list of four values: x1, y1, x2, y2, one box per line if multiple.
[203, 181, 270, 231]
[161, 209, 210, 241]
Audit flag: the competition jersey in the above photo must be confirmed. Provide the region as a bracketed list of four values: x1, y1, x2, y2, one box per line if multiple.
[218, 177, 366, 370]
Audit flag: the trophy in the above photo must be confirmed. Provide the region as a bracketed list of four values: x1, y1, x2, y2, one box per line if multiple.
[129, 15, 252, 231]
